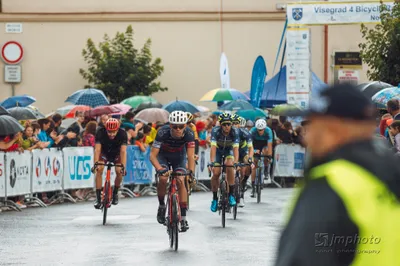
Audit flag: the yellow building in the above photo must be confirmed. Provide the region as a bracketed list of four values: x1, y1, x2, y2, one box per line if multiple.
[0, 0, 370, 113]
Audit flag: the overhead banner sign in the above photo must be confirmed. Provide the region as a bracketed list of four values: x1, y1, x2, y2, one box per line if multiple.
[287, 1, 394, 25]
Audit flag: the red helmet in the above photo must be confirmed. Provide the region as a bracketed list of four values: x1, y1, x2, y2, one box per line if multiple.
[105, 118, 120, 131]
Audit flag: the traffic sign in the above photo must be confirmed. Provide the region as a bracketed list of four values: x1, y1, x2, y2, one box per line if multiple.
[4, 65, 22, 83]
[1, 41, 24, 64]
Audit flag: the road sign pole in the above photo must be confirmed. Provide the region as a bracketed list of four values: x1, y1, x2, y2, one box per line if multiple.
[11, 84, 15, 96]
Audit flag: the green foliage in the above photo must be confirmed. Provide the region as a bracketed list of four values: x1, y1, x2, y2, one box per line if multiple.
[359, 3, 400, 85]
[79, 25, 167, 103]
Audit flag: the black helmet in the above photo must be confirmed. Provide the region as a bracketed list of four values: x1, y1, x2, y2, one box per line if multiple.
[231, 114, 240, 123]
[219, 113, 232, 123]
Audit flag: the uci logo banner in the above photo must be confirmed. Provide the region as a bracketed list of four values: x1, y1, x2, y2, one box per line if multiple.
[292, 8, 303, 21]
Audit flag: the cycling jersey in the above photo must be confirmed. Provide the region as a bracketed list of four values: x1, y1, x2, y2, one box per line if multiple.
[238, 128, 253, 149]
[210, 126, 240, 151]
[250, 126, 273, 150]
[95, 127, 128, 161]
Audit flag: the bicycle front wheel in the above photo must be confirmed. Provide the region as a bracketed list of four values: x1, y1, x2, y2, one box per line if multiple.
[220, 180, 227, 228]
[257, 170, 262, 204]
[103, 182, 110, 225]
[171, 194, 179, 250]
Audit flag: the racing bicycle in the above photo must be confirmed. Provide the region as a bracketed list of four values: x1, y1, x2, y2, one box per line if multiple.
[253, 154, 271, 203]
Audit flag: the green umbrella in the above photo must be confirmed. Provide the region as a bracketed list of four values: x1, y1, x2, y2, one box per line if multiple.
[236, 108, 267, 121]
[270, 104, 303, 116]
[121, 96, 159, 109]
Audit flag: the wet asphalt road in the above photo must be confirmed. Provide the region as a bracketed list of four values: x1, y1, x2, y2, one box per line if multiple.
[0, 189, 295, 266]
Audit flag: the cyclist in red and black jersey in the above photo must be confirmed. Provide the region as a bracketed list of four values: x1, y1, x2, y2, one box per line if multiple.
[93, 118, 127, 209]
[150, 111, 195, 232]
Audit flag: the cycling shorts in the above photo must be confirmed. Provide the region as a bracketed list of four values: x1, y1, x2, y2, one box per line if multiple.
[239, 147, 248, 162]
[215, 149, 234, 165]
[100, 152, 121, 164]
[158, 150, 187, 171]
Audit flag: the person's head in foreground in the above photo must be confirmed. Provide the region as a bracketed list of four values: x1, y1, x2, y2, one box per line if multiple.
[169, 111, 188, 138]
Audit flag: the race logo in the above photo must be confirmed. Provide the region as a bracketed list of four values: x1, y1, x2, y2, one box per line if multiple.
[53, 158, 61, 177]
[292, 8, 303, 21]
[9, 159, 16, 188]
[44, 156, 51, 177]
[35, 157, 41, 178]
[302, 33, 308, 40]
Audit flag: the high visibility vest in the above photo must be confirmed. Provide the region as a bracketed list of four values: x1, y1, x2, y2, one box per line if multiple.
[287, 159, 400, 265]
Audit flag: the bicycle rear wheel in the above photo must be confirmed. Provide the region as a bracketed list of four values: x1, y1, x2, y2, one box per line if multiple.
[233, 176, 239, 220]
[220, 180, 227, 228]
[171, 194, 179, 250]
[257, 171, 262, 204]
[103, 182, 110, 225]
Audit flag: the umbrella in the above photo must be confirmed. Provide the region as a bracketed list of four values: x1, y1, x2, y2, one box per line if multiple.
[197, 106, 210, 113]
[121, 96, 159, 109]
[163, 100, 200, 114]
[61, 118, 77, 129]
[85, 105, 121, 117]
[0, 115, 24, 135]
[65, 88, 109, 108]
[200, 88, 250, 102]
[0, 106, 10, 116]
[236, 108, 267, 121]
[269, 104, 303, 116]
[219, 99, 255, 111]
[0, 95, 36, 109]
[8, 107, 45, 121]
[64, 105, 92, 118]
[371, 87, 400, 108]
[135, 108, 169, 123]
[357, 81, 393, 99]
[135, 102, 163, 112]
[110, 104, 132, 115]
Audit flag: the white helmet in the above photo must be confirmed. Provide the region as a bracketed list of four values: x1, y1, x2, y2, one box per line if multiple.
[239, 117, 246, 128]
[255, 119, 267, 130]
[169, 111, 188, 125]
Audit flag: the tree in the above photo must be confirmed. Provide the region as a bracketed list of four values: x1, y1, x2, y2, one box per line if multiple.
[359, 3, 400, 86]
[79, 25, 167, 103]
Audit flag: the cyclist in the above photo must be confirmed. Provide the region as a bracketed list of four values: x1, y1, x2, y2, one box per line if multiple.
[186, 112, 199, 161]
[209, 113, 240, 212]
[150, 111, 195, 232]
[231, 115, 254, 207]
[249, 119, 273, 198]
[93, 118, 127, 209]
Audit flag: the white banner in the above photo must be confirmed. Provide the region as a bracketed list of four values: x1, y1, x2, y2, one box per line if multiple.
[273, 144, 306, 177]
[32, 148, 63, 193]
[196, 147, 211, 181]
[63, 147, 94, 190]
[0, 152, 5, 197]
[286, 28, 311, 108]
[5, 151, 31, 197]
[287, 2, 394, 26]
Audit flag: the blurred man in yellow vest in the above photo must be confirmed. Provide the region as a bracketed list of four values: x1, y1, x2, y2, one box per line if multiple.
[275, 84, 400, 266]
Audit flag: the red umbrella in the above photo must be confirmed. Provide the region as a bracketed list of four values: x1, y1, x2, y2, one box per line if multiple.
[64, 105, 91, 118]
[85, 105, 121, 117]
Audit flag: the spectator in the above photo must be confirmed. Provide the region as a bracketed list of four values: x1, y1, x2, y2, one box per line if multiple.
[82, 121, 97, 147]
[21, 125, 42, 151]
[389, 121, 400, 155]
[52, 113, 64, 134]
[209, 114, 218, 127]
[294, 126, 306, 147]
[196, 120, 208, 147]
[135, 132, 147, 152]
[387, 99, 400, 120]
[277, 121, 294, 144]
[122, 122, 136, 145]
[245, 120, 254, 131]
[97, 114, 109, 131]
[380, 113, 392, 136]
[142, 124, 154, 145]
[0, 132, 22, 152]
[269, 119, 282, 145]
[37, 119, 54, 148]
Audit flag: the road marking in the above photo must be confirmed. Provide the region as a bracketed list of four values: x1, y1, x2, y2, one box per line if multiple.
[72, 215, 140, 221]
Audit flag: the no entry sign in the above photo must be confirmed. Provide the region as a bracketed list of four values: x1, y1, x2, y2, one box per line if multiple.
[1, 41, 24, 64]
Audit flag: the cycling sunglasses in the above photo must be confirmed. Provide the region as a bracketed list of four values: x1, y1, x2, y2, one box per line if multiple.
[171, 124, 185, 130]
[221, 123, 232, 127]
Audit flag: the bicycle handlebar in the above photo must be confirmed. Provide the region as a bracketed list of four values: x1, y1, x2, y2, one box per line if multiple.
[92, 162, 125, 174]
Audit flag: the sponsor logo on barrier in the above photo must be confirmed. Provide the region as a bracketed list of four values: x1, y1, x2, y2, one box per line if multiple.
[68, 156, 91, 180]
[44, 156, 51, 177]
[53, 158, 61, 177]
[9, 159, 16, 188]
[0, 162, 3, 177]
[292, 8, 303, 21]
[35, 157, 41, 178]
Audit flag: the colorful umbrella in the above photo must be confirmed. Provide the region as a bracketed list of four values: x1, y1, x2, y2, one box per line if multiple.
[236, 108, 267, 121]
[0, 115, 24, 135]
[371, 86, 400, 108]
[121, 96, 159, 109]
[85, 105, 121, 117]
[134, 102, 163, 112]
[219, 99, 254, 111]
[270, 104, 303, 116]
[110, 104, 132, 115]
[135, 108, 169, 123]
[64, 105, 92, 118]
[1, 95, 36, 109]
[65, 88, 109, 108]
[196, 106, 210, 113]
[200, 88, 250, 102]
[163, 100, 200, 114]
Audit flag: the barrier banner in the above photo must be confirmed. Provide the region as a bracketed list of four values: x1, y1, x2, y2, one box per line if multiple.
[32, 148, 63, 193]
[5, 151, 32, 197]
[0, 152, 5, 197]
[196, 147, 211, 180]
[63, 147, 94, 189]
[287, 2, 394, 26]
[124, 146, 153, 185]
[274, 144, 306, 177]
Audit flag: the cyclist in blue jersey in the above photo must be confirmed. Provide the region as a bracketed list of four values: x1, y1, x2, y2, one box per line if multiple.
[249, 119, 273, 197]
[231, 114, 254, 207]
[209, 113, 240, 212]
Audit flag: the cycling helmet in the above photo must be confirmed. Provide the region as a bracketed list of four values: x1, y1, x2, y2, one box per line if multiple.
[239, 117, 246, 127]
[105, 118, 120, 131]
[169, 111, 188, 125]
[218, 113, 232, 123]
[186, 112, 194, 123]
[231, 114, 240, 123]
[255, 119, 267, 130]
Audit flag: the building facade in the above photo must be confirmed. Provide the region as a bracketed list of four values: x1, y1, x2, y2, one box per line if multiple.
[0, 0, 370, 112]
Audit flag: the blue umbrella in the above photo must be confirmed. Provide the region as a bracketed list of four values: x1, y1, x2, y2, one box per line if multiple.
[163, 100, 199, 114]
[65, 88, 109, 108]
[1, 94, 36, 109]
[219, 99, 255, 111]
[236, 108, 268, 121]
